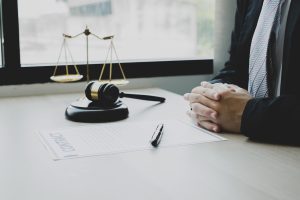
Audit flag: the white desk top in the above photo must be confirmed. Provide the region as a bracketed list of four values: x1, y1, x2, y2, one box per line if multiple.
[0, 88, 299, 200]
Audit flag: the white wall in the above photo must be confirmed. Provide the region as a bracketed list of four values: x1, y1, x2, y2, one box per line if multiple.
[0, 0, 236, 98]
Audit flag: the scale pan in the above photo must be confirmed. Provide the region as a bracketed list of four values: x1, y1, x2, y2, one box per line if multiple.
[98, 79, 129, 86]
[50, 74, 83, 83]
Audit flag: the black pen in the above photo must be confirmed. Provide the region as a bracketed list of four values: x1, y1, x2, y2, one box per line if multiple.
[150, 123, 164, 147]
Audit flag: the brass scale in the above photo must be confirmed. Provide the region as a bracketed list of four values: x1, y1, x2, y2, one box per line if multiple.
[51, 26, 129, 86]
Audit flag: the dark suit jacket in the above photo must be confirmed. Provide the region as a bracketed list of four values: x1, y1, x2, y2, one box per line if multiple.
[211, 0, 300, 144]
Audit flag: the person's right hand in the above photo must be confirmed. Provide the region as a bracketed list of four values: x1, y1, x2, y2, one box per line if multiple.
[184, 82, 223, 132]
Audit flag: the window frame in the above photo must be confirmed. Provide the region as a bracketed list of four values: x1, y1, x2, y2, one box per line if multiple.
[0, 0, 213, 86]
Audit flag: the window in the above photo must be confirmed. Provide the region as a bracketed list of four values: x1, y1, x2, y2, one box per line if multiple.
[0, 0, 3, 68]
[0, 0, 213, 85]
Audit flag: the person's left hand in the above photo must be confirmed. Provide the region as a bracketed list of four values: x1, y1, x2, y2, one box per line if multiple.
[185, 82, 252, 133]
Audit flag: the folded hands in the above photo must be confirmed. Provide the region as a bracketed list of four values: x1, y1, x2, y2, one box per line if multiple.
[184, 82, 252, 133]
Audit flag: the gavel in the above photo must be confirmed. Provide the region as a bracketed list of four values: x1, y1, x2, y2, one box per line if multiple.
[85, 81, 165, 105]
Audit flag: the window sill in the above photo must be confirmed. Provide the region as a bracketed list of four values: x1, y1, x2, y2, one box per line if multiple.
[0, 59, 213, 86]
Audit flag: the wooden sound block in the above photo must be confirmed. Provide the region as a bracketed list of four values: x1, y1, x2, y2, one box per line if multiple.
[65, 97, 129, 122]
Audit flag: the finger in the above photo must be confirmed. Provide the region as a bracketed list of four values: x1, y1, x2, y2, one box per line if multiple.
[187, 110, 217, 123]
[199, 82, 234, 99]
[227, 84, 249, 94]
[187, 110, 211, 122]
[183, 93, 190, 101]
[191, 86, 220, 100]
[186, 93, 219, 110]
[201, 81, 228, 91]
[187, 111, 221, 132]
[200, 81, 214, 89]
[214, 83, 235, 91]
[205, 84, 235, 96]
[226, 84, 238, 90]
[196, 113, 218, 124]
[197, 121, 221, 133]
[191, 103, 218, 120]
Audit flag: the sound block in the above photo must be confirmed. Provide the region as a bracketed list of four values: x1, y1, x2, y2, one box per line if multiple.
[65, 97, 129, 122]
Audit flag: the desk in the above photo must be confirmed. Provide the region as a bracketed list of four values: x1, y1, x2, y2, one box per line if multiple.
[0, 88, 299, 200]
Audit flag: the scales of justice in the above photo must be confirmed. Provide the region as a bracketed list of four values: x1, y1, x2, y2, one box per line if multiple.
[51, 26, 130, 122]
[50, 26, 129, 85]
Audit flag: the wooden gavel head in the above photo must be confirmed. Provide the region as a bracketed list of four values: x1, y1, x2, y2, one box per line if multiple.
[85, 81, 120, 105]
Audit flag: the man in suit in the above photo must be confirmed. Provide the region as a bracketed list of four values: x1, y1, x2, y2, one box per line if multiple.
[184, 0, 300, 143]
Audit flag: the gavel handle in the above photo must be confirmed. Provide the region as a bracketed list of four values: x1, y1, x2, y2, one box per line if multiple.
[119, 92, 165, 103]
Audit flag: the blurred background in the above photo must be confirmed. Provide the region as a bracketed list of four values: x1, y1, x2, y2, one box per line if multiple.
[18, 0, 215, 66]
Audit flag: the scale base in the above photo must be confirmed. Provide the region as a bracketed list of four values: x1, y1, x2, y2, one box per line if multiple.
[65, 97, 129, 122]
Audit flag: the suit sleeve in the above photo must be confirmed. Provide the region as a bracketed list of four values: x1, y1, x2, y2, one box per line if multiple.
[241, 95, 300, 144]
[210, 0, 250, 89]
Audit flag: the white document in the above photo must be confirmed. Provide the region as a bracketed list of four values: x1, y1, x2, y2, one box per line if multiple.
[38, 120, 226, 160]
